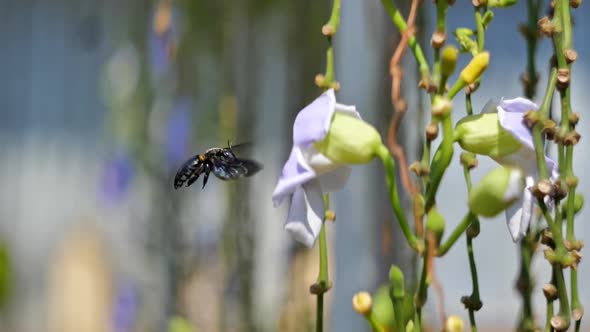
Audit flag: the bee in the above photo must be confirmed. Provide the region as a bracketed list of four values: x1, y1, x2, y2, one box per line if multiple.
[174, 142, 262, 190]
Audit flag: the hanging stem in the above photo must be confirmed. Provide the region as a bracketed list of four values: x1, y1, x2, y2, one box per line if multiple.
[377, 145, 422, 253]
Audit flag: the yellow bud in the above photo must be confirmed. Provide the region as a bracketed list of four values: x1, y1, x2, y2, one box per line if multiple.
[441, 46, 459, 77]
[352, 291, 373, 315]
[445, 315, 465, 332]
[460, 52, 490, 84]
[314, 112, 383, 164]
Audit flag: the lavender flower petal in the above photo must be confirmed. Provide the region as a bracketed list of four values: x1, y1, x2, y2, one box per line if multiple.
[284, 181, 325, 248]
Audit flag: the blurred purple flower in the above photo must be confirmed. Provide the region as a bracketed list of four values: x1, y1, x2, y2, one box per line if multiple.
[99, 152, 134, 205]
[149, 30, 174, 77]
[149, 4, 178, 79]
[165, 100, 192, 170]
[112, 282, 138, 332]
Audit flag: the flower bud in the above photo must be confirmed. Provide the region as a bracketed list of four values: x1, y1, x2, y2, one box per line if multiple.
[460, 52, 490, 84]
[455, 113, 523, 158]
[406, 320, 415, 332]
[371, 286, 395, 328]
[562, 193, 584, 219]
[482, 10, 494, 26]
[388, 265, 405, 300]
[441, 46, 459, 77]
[314, 112, 383, 164]
[352, 291, 373, 315]
[445, 315, 465, 332]
[469, 167, 524, 217]
[426, 207, 445, 245]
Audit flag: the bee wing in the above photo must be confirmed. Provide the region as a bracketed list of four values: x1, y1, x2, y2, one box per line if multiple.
[212, 158, 262, 180]
[238, 158, 262, 177]
[174, 155, 204, 189]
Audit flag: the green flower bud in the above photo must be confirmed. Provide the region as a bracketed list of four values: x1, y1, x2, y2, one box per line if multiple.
[562, 193, 584, 219]
[482, 10, 494, 27]
[469, 167, 524, 217]
[441, 46, 459, 77]
[454, 113, 522, 158]
[389, 265, 406, 299]
[372, 286, 395, 328]
[406, 320, 415, 332]
[454, 27, 475, 38]
[314, 112, 383, 164]
[488, 0, 517, 7]
[426, 207, 446, 245]
[460, 52, 490, 84]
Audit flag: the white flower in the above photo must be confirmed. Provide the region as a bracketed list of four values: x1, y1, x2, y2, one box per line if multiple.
[456, 97, 558, 242]
[272, 89, 381, 247]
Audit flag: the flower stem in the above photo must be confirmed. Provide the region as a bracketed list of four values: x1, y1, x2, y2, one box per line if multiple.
[523, 0, 541, 99]
[365, 311, 386, 332]
[314, 195, 331, 332]
[314, 2, 341, 329]
[377, 145, 421, 253]
[461, 161, 481, 331]
[436, 211, 474, 257]
[425, 114, 453, 212]
[474, 10, 485, 53]
[466, 232, 481, 332]
[465, 93, 473, 116]
[545, 270, 556, 332]
[414, 248, 430, 332]
[379, 0, 430, 81]
[517, 236, 536, 332]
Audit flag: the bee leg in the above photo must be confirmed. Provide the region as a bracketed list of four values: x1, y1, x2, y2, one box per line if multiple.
[186, 173, 200, 187]
[202, 163, 211, 189]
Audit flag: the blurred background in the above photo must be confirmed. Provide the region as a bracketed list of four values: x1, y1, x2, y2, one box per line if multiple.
[0, 1, 589, 331]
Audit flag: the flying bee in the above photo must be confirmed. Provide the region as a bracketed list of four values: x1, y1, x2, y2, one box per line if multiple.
[174, 142, 262, 190]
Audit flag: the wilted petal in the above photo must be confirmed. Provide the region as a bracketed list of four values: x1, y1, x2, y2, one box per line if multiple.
[284, 181, 325, 247]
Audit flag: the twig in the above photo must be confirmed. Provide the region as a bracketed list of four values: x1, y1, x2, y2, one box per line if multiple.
[386, 0, 420, 198]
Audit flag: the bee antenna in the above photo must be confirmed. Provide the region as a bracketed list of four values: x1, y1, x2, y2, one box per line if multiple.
[227, 140, 232, 149]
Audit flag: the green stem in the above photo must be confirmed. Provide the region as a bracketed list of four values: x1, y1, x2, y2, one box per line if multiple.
[523, 0, 541, 98]
[316, 292, 324, 332]
[538, 66, 557, 118]
[554, 267, 571, 328]
[437, 212, 474, 256]
[365, 312, 386, 332]
[326, 0, 341, 33]
[377, 145, 421, 252]
[465, 93, 473, 116]
[379, 0, 430, 80]
[462, 163, 481, 331]
[315, 196, 330, 332]
[425, 115, 454, 211]
[324, 46, 335, 86]
[518, 237, 536, 332]
[545, 270, 556, 332]
[475, 10, 485, 53]
[414, 252, 429, 332]
[466, 232, 481, 331]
